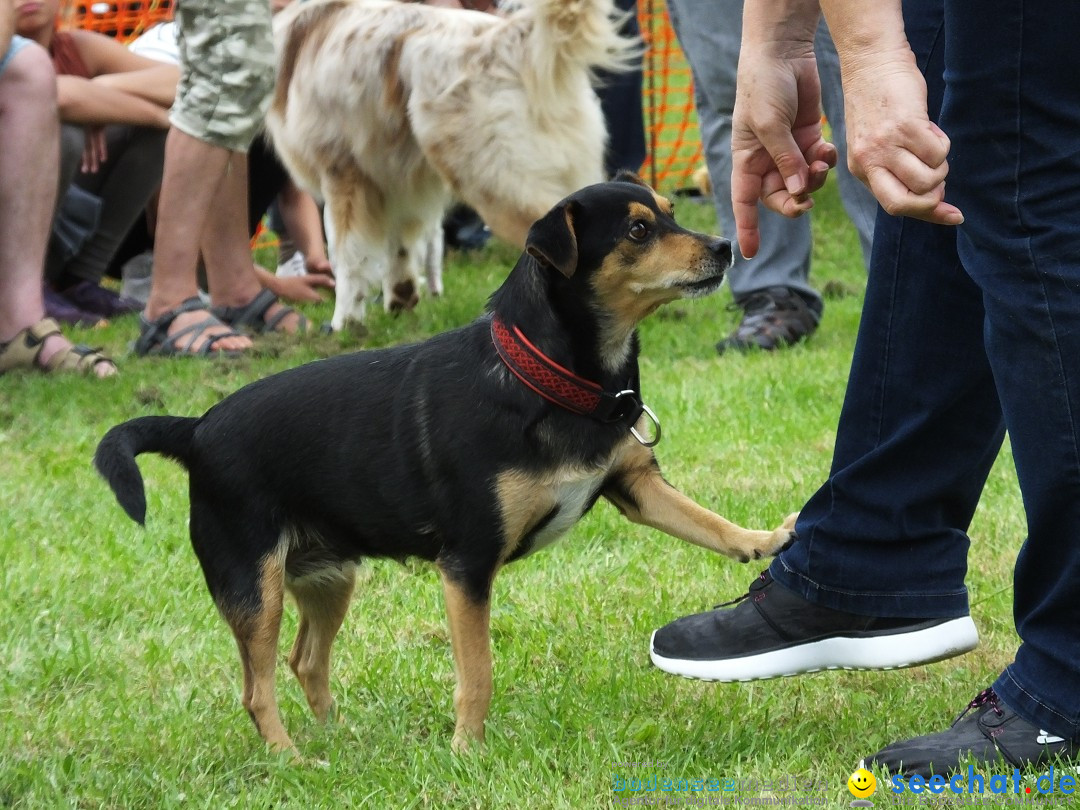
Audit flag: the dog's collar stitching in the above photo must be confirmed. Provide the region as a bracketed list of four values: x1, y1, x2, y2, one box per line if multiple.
[490, 315, 661, 445]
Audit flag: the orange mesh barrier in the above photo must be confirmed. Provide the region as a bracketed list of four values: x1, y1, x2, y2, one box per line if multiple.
[63, 0, 174, 40]
[638, 0, 704, 193]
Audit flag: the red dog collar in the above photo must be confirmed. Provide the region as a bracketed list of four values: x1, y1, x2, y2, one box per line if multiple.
[490, 315, 660, 445]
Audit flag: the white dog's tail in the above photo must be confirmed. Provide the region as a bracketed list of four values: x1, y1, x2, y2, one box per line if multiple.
[513, 0, 642, 92]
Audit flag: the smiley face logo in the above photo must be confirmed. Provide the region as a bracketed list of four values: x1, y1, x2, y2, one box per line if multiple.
[847, 767, 877, 799]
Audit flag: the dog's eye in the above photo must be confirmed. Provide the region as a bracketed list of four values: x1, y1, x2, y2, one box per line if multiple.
[628, 220, 649, 242]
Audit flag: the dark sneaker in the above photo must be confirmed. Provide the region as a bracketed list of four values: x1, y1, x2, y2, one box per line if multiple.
[716, 286, 820, 353]
[650, 571, 978, 681]
[443, 204, 491, 251]
[868, 688, 1079, 777]
[60, 280, 141, 318]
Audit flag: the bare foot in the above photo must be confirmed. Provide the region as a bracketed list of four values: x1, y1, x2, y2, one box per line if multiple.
[38, 333, 116, 378]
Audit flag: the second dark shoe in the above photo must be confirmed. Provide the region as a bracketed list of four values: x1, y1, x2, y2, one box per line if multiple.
[650, 571, 978, 681]
[868, 687, 1080, 778]
[716, 286, 821, 353]
[60, 279, 142, 318]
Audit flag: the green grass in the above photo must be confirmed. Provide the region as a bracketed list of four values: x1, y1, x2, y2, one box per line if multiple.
[0, 181, 1037, 808]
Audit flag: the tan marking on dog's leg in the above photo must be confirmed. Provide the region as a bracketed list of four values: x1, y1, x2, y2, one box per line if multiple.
[225, 555, 295, 755]
[439, 570, 492, 752]
[494, 469, 559, 563]
[286, 564, 356, 723]
[604, 442, 797, 563]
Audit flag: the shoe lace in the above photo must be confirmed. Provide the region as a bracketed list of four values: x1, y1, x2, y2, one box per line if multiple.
[713, 570, 770, 609]
[953, 687, 1003, 725]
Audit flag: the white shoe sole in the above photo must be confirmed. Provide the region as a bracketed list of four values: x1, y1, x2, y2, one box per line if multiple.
[650, 616, 978, 682]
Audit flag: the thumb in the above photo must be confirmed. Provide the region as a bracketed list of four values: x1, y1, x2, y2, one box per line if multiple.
[755, 125, 811, 197]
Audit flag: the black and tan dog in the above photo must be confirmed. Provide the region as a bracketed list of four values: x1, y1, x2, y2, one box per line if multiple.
[94, 174, 797, 756]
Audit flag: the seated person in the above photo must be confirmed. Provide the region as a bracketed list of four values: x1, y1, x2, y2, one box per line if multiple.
[16, 0, 178, 323]
[0, 15, 114, 377]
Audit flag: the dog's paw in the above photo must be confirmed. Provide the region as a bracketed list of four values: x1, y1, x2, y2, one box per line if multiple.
[746, 512, 800, 561]
[387, 280, 420, 313]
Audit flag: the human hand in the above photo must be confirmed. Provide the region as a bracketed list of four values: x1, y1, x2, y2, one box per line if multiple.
[731, 45, 837, 258]
[262, 269, 336, 303]
[304, 255, 334, 277]
[841, 48, 963, 225]
[81, 126, 108, 173]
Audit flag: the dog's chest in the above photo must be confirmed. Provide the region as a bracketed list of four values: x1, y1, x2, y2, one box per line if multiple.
[514, 469, 608, 558]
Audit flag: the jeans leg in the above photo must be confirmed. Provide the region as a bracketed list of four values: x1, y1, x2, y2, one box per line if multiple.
[771, 0, 1006, 618]
[665, 0, 817, 306]
[941, 0, 1080, 739]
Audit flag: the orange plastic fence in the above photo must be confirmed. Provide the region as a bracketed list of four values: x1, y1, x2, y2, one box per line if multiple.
[64, 0, 174, 40]
[63, 0, 705, 194]
[638, 0, 704, 193]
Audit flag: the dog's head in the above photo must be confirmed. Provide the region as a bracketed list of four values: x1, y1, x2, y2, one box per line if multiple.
[525, 172, 732, 331]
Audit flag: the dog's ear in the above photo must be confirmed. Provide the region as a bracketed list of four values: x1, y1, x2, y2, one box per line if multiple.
[526, 201, 579, 278]
[613, 169, 649, 188]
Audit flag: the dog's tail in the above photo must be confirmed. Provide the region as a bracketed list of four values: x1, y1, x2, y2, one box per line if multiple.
[519, 0, 642, 86]
[93, 416, 198, 526]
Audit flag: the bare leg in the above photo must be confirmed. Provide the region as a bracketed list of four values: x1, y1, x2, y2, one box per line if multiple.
[201, 154, 301, 332]
[0, 42, 114, 376]
[145, 129, 251, 352]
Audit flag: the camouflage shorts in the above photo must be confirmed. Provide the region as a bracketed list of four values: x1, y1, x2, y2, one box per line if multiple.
[170, 0, 275, 152]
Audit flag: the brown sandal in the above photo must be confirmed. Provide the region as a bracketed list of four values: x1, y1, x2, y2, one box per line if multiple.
[0, 318, 115, 376]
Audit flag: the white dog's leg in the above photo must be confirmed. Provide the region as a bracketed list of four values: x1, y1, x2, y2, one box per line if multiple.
[422, 222, 445, 297]
[325, 196, 388, 330]
[383, 239, 421, 313]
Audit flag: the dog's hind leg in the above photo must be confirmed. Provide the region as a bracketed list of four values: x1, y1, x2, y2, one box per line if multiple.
[438, 567, 493, 752]
[285, 563, 356, 723]
[219, 553, 295, 755]
[191, 500, 296, 754]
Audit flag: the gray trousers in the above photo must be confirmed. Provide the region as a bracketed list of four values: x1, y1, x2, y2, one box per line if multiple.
[48, 122, 166, 286]
[665, 0, 877, 308]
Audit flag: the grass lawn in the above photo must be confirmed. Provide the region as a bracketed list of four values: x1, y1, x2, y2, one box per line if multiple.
[1, 180, 1035, 809]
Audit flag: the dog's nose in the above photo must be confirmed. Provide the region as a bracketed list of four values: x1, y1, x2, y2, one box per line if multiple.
[707, 237, 733, 265]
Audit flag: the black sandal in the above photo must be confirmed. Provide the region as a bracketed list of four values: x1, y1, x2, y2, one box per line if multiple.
[134, 297, 245, 357]
[211, 289, 307, 335]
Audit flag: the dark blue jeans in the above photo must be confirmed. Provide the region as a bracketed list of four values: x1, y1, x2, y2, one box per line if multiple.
[771, 0, 1080, 739]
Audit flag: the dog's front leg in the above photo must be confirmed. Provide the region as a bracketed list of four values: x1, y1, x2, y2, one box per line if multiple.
[438, 567, 492, 752]
[603, 444, 797, 563]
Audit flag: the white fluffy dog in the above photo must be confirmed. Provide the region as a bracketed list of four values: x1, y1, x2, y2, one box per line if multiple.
[267, 0, 637, 329]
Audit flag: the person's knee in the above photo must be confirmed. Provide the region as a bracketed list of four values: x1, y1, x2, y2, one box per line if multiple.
[4, 41, 57, 105]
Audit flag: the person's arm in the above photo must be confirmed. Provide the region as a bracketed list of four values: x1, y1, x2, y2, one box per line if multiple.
[278, 182, 333, 275]
[56, 74, 170, 127]
[92, 63, 178, 108]
[54, 29, 176, 127]
[731, 0, 962, 256]
[69, 28, 166, 76]
[819, 0, 961, 225]
[1, 0, 15, 58]
[730, 0, 834, 258]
